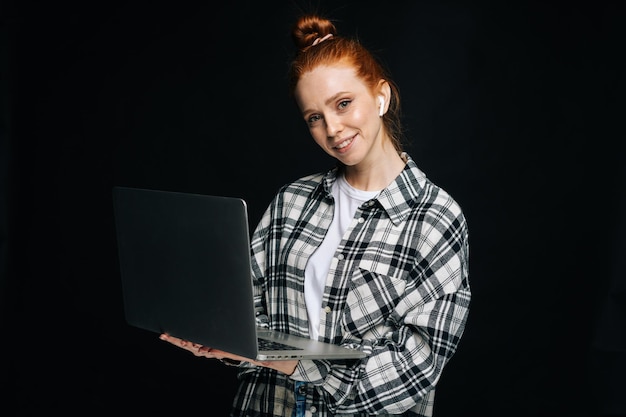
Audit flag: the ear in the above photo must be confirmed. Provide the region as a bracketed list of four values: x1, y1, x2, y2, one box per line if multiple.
[376, 79, 391, 117]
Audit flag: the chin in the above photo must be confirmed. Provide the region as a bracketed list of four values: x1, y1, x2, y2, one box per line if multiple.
[336, 155, 360, 167]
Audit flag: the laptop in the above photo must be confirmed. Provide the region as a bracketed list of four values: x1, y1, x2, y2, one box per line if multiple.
[112, 186, 366, 361]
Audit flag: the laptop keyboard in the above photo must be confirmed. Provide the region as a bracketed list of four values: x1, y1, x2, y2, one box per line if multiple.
[258, 338, 303, 351]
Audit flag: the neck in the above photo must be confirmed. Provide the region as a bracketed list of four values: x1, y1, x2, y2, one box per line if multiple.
[343, 150, 407, 191]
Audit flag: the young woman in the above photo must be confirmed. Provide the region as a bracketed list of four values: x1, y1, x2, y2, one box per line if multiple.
[160, 13, 470, 417]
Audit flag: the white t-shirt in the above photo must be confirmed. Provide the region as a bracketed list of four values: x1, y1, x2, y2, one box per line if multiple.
[304, 174, 380, 339]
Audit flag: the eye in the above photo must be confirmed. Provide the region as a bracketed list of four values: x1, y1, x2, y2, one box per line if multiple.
[338, 99, 351, 110]
[306, 114, 322, 126]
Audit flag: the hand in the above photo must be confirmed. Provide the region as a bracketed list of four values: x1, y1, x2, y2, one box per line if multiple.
[159, 333, 299, 375]
[159, 333, 239, 360]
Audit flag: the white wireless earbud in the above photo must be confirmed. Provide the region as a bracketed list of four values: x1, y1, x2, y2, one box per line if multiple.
[379, 97, 385, 117]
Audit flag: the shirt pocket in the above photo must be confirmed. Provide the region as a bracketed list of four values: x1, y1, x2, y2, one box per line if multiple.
[341, 267, 407, 338]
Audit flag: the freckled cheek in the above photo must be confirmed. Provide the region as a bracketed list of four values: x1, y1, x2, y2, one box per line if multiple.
[340, 110, 366, 131]
[351, 109, 370, 124]
[356, 109, 379, 135]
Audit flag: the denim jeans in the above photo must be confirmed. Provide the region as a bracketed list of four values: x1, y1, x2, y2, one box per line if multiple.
[293, 381, 307, 417]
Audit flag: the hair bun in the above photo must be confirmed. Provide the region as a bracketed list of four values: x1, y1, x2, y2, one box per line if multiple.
[291, 15, 337, 50]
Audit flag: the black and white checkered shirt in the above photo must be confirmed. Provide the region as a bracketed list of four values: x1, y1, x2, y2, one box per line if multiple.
[231, 154, 471, 417]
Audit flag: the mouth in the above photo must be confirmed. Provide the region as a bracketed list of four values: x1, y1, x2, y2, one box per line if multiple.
[334, 135, 355, 150]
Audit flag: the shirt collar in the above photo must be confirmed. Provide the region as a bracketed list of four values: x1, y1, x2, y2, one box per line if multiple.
[320, 154, 427, 226]
[377, 155, 427, 226]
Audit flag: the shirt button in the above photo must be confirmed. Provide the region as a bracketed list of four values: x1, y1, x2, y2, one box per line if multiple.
[297, 385, 307, 396]
[358, 217, 365, 223]
[337, 253, 344, 260]
[310, 406, 318, 413]
[324, 306, 331, 314]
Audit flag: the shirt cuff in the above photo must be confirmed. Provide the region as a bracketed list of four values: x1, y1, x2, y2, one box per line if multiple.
[289, 359, 330, 383]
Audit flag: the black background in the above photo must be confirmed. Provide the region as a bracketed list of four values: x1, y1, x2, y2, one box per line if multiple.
[2, 1, 625, 416]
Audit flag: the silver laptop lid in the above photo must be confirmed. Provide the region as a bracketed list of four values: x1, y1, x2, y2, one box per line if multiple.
[113, 186, 259, 358]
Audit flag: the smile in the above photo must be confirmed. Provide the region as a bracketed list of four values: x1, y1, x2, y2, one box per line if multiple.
[335, 136, 355, 149]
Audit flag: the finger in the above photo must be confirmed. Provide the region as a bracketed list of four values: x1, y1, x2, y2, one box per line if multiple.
[214, 351, 255, 363]
[160, 334, 194, 351]
[159, 333, 183, 344]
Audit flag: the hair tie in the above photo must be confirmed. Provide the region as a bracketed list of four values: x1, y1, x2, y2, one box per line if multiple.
[312, 33, 333, 46]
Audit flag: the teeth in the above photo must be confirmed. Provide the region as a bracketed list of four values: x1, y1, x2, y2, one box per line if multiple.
[336, 137, 352, 149]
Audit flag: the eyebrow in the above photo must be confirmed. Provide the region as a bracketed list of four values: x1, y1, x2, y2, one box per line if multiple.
[325, 91, 351, 106]
[301, 91, 352, 117]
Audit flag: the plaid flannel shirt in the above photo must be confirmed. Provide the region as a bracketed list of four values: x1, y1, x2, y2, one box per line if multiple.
[230, 154, 470, 417]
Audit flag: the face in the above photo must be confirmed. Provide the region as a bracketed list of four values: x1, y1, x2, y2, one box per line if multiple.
[294, 64, 385, 167]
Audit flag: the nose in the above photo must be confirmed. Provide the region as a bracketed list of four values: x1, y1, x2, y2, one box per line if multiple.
[324, 113, 343, 138]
